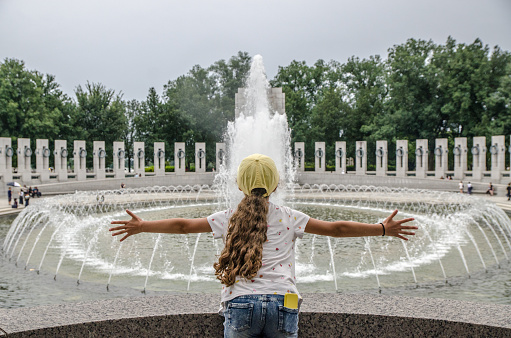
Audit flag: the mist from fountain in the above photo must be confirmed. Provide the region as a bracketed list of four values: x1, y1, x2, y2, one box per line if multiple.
[214, 54, 295, 209]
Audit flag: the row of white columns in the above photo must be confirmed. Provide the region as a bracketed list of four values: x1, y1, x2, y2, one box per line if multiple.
[1, 135, 509, 184]
[0, 138, 228, 183]
[296, 135, 510, 181]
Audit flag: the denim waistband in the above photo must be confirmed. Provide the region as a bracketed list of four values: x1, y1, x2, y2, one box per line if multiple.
[231, 294, 285, 302]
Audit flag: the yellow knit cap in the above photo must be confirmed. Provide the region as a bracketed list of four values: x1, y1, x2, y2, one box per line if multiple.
[237, 154, 280, 197]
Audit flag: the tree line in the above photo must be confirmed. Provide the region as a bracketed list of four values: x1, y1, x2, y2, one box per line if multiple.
[1, 37, 510, 170]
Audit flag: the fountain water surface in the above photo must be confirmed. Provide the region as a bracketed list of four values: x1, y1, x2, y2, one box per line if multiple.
[2, 56, 511, 308]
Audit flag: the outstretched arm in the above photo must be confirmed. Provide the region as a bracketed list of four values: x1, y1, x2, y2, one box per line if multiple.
[109, 209, 211, 242]
[305, 209, 416, 240]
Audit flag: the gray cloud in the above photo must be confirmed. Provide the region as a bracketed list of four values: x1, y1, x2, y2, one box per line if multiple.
[1, 0, 510, 101]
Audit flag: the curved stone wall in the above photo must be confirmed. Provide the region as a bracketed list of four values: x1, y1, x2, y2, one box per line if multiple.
[1, 294, 510, 337]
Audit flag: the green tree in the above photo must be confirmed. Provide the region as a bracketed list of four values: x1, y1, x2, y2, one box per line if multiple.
[0, 58, 76, 146]
[384, 38, 439, 141]
[75, 82, 127, 168]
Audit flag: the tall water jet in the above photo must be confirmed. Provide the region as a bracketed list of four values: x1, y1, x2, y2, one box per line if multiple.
[215, 55, 295, 208]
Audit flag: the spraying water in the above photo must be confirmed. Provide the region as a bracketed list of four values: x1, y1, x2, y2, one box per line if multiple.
[215, 55, 295, 208]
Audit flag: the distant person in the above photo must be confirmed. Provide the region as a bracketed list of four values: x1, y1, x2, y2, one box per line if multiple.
[120, 183, 126, 189]
[459, 181, 464, 194]
[33, 187, 41, 197]
[24, 193, 30, 207]
[134, 173, 139, 178]
[19, 190, 23, 205]
[486, 182, 494, 196]
[467, 182, 473, 195]
[12, 199, 18, 208]
[7, 187, 12, 204]
[507, 183, 511, 201]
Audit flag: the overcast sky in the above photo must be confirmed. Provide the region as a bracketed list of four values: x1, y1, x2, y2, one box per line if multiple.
[1, 0, 510, 101]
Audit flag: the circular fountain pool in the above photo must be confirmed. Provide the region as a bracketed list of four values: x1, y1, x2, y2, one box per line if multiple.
[2, 185, 511, 309]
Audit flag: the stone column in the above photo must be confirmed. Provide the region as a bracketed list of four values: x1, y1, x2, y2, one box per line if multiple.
[453, 137, 467, 180]
[174, 142, 186, 175]
[0, 137, 13, 184]
[355, 141, 367, 175]
[471, 136, 486, 181]
[195, 143, 206, 173]
[73, 140, 87, 181]
[36, 139, 50, 182]
[490, 135, 505, 182]
[335, 141, 346, 174]
[314, 142, 325, 172]
[93, 141, 106, 180]
[216, 143, 226, 171]
[294, 142, 305, 172]
[375, 140, 388, 177]
[415, 139, 428, 178]
[396, 140, 408, 177]
[268, 88, 285, 115]
[54, 140, 68, 181]
[133, 141, 145, 177]
[17, 138, 32, 182]
[434, 138, 448, 179]
[113, 141, 125, 179]
[154, 142, 165, 176]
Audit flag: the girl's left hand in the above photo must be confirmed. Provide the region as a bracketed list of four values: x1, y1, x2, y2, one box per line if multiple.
[383, 210, 417, 240]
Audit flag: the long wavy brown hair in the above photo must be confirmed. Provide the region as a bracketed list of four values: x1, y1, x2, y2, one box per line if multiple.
[213, 188, 268, 286]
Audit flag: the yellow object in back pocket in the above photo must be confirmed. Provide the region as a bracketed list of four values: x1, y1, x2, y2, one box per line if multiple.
[284, 293, 298, 309]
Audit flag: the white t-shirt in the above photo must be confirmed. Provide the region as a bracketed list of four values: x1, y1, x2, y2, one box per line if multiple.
[207, 202, 310, 303]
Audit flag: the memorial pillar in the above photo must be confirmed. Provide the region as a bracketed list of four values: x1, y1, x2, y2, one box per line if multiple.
[355, 141, 367, 175]
[396, 140, 408, 177]
[471, 136, 486, 181]
[216, 143, 226, 171]
[314, 142, 325, 172]
[195, 143, 206, 173]
[335, 141, 346, 174]
[36, 139, 50, 182]
[415, 139, 429, 178]
[294, 142, 305, 172]
[133, 141, 145, 177]
[174, 142, 186, 175]
[434, 138, 448, 179]
[17, 138, 32, 182]
[73, 140, 87, 181]
[453, 137, 467, 180]
[490, 135, 505, 182]
[54, 140, 68, 181]
[0, 137, 13, 184]
[93, 141, 106, 180]
[113, 141, 125, 179]
[375, 140, 388, 177]
[154, 142, 165, 176]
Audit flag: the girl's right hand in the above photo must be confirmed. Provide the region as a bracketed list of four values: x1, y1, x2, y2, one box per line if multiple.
[109, 209, 143, 242]
[382, 210, 416, 240]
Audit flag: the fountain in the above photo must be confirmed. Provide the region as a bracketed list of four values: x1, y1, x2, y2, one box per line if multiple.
[2, 56, 511, 310]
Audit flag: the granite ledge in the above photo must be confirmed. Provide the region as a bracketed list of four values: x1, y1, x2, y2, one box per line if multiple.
[1, 293, 510, 337]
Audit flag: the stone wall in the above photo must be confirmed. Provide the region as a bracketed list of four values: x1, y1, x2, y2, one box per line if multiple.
[1, 294, 509, 337]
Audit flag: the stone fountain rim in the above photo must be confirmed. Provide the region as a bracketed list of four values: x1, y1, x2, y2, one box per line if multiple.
[0, 293, 510, 336]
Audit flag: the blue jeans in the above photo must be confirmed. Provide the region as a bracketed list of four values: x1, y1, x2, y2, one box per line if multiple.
[223, 294, 299, 338]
